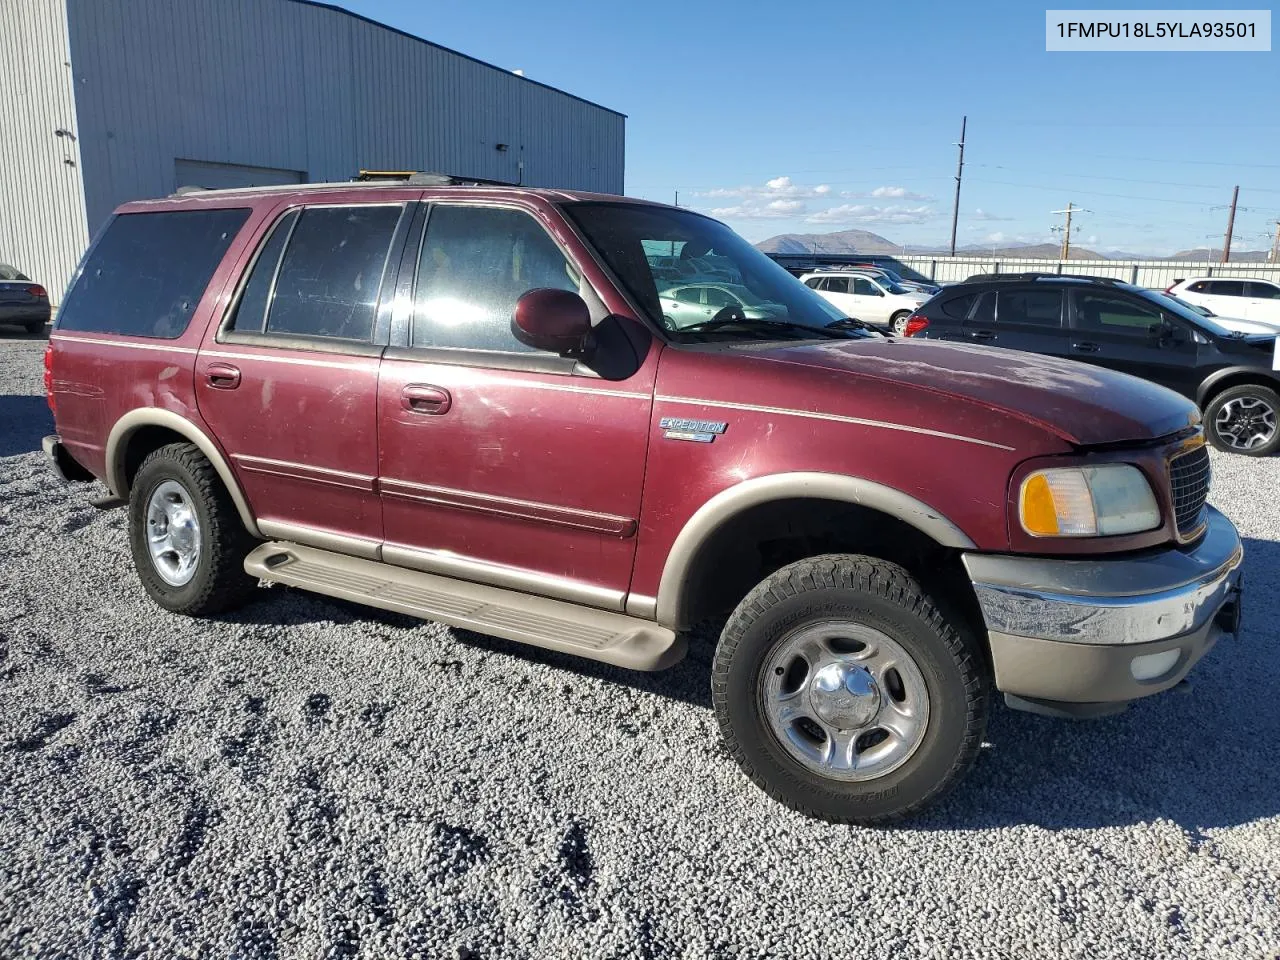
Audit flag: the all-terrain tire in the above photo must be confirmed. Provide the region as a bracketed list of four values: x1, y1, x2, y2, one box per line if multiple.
[712, 554, 988, 824]
[127, 442, 258, 615]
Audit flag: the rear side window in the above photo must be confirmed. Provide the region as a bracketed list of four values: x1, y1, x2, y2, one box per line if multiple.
[227, 210, 297, 333]
[266, 206, 402, 341]
[822, 277, 849, 293]
[1207, 280, 1245, 297]
[411, 205, 581, 353]
[940, 293, 976, 320]
[997, 289, 1064, 327]
[59, 208, 249, 338]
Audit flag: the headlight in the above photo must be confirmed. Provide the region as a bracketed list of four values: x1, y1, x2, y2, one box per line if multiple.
[1019, 464, 1160, 537]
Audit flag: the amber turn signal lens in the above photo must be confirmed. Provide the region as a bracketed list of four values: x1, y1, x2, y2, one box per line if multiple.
[1020, 473, 1060, 536]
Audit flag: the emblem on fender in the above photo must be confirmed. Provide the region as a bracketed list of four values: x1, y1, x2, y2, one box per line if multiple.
[659, 417, 729, 443]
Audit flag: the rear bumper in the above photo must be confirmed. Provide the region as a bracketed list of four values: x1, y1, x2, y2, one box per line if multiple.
[0, 304, 51, 322]
[963, 506, 1243, 712]
[43, 434, 95, 483]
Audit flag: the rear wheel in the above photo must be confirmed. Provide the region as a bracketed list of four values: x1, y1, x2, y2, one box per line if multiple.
[24, 320, 45, 335]
[890, 311, 912, 336]
[127, 442, 258, 615]
[1204, 383, 1280, 456]
[712, 554, 988, 824]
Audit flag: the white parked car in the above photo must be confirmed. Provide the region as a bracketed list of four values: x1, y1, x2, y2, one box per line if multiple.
[1166, 277, 1280, 328]
[1163, 293, 1280, 336]
[799, 271, 930, 334]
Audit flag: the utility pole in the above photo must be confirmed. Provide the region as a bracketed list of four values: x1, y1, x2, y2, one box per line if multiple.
[948, 116, 966, 256]
[1051, 203, 1088, 259]
[1270, 221, 1280, 263]
[1221, 186, 1239, 263]
[674, 190, 679, 207]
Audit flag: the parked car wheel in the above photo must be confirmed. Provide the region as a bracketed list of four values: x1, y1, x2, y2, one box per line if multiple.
[24, 320, 45, 335]
[890, 311, 912, 336]
[712, 554, 988, 824]
[127, 442, 258, 615]
[1204, 383, 1280, 456]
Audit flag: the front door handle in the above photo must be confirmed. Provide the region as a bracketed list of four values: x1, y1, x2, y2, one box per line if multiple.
[205, 362, 241, 389]
[402, 383, 452, 415]
[968, 329, 996, 341]
[1073, 341, 1101, 353]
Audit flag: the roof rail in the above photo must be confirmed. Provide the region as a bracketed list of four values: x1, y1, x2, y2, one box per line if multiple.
[964, 272, 1128, 285]
[356, 169, 518, 187]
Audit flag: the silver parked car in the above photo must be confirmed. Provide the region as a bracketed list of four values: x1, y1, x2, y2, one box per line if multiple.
[659, 283, 786, 329]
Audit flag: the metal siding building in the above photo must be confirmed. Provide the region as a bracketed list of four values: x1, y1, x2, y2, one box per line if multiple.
[0, 0, 625, 300]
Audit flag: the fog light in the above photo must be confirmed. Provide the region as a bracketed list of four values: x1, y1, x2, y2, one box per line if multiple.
[1130, 649, 1180, 682]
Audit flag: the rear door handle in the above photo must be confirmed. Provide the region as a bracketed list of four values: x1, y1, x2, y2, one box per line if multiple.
[401, 384, 452, 415]
[205, 362, 241, 389]
[967, 329, 996, 341]
[1072, 341, 1101, 353]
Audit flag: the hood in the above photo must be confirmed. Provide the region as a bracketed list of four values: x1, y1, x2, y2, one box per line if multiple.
[748, 336, 1200, 447]
[1211, 315, 1280, 335]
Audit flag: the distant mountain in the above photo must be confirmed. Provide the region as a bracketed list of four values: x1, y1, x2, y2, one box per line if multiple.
[1169, 247, 1271, 262]
[756, 231, 1104, 260]
[755, 229, 902, 255]
[755, 228, 1274, 263]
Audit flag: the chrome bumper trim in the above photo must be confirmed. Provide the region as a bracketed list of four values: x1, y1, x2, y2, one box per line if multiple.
[963, 506, 1243, 646]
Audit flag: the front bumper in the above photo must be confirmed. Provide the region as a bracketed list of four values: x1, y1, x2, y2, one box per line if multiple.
[963, 506, 1243, 713]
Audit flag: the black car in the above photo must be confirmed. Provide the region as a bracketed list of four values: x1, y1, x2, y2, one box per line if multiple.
[908, 273, 1280, 456]
[0, 264, 51, 334]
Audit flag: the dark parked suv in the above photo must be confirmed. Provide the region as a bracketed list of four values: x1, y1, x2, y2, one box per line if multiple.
[906, 274, 1280, 456]
[44, 184, 1243, 823]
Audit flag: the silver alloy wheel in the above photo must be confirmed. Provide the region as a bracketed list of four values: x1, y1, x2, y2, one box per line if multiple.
[1214, 395, 1277, 451]
[760, 621, 929, 782]
[145, 479, 202, 587]
[891, 314, 910, 336]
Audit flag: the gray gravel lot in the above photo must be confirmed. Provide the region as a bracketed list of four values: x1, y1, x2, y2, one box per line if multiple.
[2, 329, 1278, 959]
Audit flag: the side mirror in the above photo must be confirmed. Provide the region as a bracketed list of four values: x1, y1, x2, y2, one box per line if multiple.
[513, 288, 592, 354]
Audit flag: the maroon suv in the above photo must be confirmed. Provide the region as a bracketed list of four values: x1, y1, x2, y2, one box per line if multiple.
[44, 178, 1244, 823]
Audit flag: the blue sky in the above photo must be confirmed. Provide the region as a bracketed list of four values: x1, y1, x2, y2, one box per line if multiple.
[342, 0, 1278, 254]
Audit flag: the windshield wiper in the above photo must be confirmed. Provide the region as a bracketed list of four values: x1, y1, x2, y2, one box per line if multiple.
[825, 317, 879, 333]
[679, 317, 851, 339]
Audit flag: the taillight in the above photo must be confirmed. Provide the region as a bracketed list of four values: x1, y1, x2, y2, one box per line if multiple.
[27, 285, 47, 299]
[903, 314, 929, 337]
[43, 343, 55, 415]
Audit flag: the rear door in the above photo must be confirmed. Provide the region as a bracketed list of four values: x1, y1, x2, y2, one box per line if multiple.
[811, 276, 859, 318]
[1067, 289, 1200, 397]
[1244, 281, 1280, 324]
[195, 197, 414, 553]
[376, 200, 655, 609]
[961, 286, 1070, 357]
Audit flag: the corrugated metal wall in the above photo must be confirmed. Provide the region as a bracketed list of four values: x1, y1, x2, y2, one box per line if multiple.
[0, 0, 89, 301]
[58, 0, 624, 247]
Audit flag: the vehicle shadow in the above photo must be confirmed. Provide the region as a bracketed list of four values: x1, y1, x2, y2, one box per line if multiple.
[0, 321, 49, 340]
[0, 395, 54, 457]
[921, 534, 1280, 832]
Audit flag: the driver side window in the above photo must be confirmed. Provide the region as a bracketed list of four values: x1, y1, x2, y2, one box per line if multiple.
[852, 278, 879, 296]
[1076, 293, 1162, 336]
[705, 288, 736, 308]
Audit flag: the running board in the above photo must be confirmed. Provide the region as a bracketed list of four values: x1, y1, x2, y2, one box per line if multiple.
[244, 542, 685, 671]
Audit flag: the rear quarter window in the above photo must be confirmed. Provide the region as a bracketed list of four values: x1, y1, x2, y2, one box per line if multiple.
[940, 293, 976, 320]
[59, 208, 249, 339]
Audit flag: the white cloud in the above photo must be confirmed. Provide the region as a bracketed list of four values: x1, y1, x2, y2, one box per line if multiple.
[708, 197, 809, 220]
[973, 208, 1013, 222]
[841, 186, 934, 201]
[1085, 234, 1098, 244]
[805, 204, 935, 226]
[985, 231, 1007, 243]
[695, 177, 833, 201]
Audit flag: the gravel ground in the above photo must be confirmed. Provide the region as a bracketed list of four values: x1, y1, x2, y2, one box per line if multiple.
[2, 330, 1278, 959]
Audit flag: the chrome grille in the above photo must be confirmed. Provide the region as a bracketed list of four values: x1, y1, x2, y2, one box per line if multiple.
[1170, 444, 1211, 537]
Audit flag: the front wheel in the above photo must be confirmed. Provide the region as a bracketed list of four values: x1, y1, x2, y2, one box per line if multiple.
[127, 442, 258, 615]
[1204, 383, 1280, 456]
[889, 311, 912, 336]
[712, 554, 988, 824]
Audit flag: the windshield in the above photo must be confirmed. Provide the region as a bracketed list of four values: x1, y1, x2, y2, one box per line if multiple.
[1134, 287, 1239, 338]
[563, 202, 874, 339]
[869, 276, 908, 295]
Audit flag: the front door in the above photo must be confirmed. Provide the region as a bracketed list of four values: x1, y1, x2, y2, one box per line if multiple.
[196, 198, 412, 551]
[376, 201, 654, 609]
[1068, 289, 1201, 397]
[848, 276, 891, 325]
